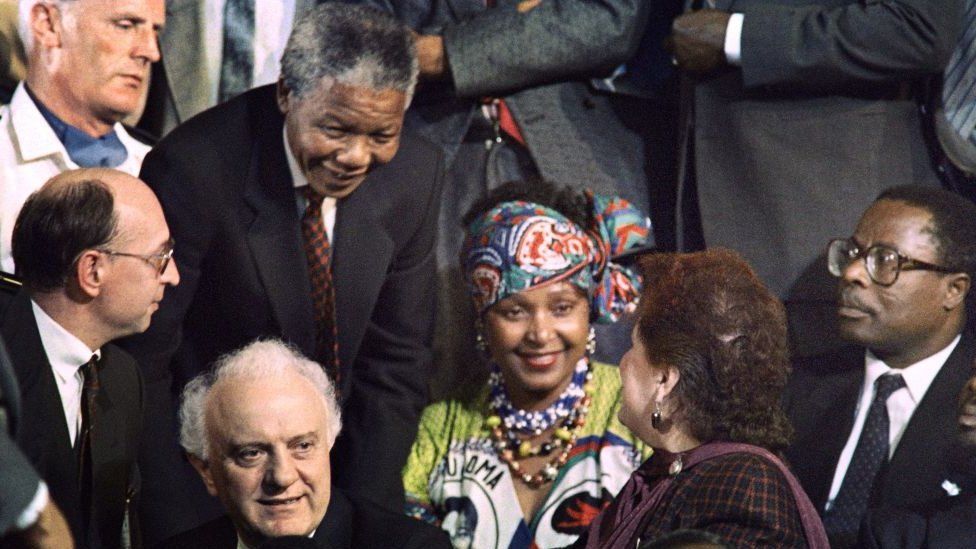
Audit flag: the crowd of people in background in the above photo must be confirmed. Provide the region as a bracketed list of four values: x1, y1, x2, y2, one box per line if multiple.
[0, 0, 974, 548]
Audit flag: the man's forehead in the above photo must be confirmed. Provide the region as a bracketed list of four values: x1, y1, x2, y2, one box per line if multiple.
[855, 200, 935, 246]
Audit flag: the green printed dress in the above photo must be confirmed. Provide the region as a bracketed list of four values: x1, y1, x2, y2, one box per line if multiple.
[403, 361, 650, 549]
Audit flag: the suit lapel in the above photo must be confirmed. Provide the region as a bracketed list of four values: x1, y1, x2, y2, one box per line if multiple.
[1, 292, 79, 527]
[887, 331, 975, 496]
[160, 0, 210, 122]
[242, 102, 317, 355]
[332, 183, 393, 373]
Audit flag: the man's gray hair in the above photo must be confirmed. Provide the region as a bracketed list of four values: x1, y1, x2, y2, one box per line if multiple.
[280, 3, 418, 100]
[178, 339, 342, 460]
[18, 0, 76, 54]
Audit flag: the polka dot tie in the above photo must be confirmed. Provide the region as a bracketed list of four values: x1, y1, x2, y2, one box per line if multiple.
[301, 187, 339, 381]
[823, 372, 906, 548]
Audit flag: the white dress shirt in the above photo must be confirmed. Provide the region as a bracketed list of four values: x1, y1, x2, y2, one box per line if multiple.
[0, 83, 150, 272]
[825, 334, 961, 510]
[203, 0, 297, 106]
[284, 127, 337, 241]
[31, 300, 101, 447]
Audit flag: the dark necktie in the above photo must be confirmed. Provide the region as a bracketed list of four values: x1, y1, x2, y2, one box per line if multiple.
[823, 372, 906, 548]
[943, 0, 976, 145]
[301, 187, 339, 380]
[219, 0, 255, 103]
[77, 355, 99, 533]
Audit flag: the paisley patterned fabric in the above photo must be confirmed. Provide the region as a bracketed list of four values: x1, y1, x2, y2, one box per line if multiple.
[461, 191, 651, 323]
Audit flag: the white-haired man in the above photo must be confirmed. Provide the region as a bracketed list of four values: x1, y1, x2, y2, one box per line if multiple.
[163, 339, 448, 549]
[0, 0, 163, 272]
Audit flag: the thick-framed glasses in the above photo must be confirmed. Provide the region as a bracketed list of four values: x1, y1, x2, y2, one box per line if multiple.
[827, 237, 954, 286]
[98, 239, 175, 276]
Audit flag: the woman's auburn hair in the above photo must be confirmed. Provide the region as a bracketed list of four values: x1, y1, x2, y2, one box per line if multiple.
[635, 248, 793, 452]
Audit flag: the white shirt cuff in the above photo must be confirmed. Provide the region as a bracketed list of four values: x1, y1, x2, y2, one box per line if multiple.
[14, 481, 48, 531]
[724, 13, 745, 66]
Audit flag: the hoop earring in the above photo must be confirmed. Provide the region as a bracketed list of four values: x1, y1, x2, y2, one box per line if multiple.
[586, 326, 596, 356]
[651, 401, 663, 430]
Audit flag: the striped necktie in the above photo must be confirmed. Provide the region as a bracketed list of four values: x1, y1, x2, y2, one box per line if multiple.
[943, 0, 976, 145]
[219, 0, 255, 103]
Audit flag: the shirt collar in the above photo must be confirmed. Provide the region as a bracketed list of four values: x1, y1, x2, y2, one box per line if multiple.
[9, 82, 141, 166]
[30, 299, 101, 383]
[283, 126, 337, 211]
[236, 529, 317, 549]
[864, 333, 961, 404]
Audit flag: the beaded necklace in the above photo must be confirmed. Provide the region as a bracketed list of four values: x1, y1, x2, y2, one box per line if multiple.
[487, 358, 594, 487]
[488, 358, 589, 435]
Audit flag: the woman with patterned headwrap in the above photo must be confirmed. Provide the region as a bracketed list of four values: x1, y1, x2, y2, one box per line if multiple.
[401, 180, 653, 548]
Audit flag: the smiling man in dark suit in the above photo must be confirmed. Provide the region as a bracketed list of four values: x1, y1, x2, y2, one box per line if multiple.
[784, 186, 976, 549]
[120, 3, 443, 544]
[2, 167, 180, 548]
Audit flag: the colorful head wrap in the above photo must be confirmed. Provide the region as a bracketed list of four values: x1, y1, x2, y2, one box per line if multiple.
[461, 191, 652, 324]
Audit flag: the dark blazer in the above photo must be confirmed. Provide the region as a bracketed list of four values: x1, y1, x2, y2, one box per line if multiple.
[861, 495, 976, 549]
[784, 329, 976, 515]
[156, 489, 452, 549]
[122, 84, 443, 540]
[680, 0, 961, 357]
[0, 331, 42, 536]
[1, 290, 143, 548]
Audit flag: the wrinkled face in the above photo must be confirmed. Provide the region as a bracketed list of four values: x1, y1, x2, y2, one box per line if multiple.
[836, 200, 954, 363]
[194, 374, 332, 548]
[618, 326, 665, 445]
[484, 282, 590, 410]
[51, 0, 164, 126]
[96, 195, 179, 338]
[278, 78, 406, 199]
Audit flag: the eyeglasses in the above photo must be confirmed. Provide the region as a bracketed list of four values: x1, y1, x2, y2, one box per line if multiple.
[827, 237, 954, 286]
[98, 239, 175, 277]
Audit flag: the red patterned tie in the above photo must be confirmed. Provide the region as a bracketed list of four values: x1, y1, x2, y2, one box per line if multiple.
[483, 0, 527, 146]
[301, 187, 340, 380]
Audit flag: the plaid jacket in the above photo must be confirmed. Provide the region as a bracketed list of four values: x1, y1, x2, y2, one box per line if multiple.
[635, 452, 807, 547]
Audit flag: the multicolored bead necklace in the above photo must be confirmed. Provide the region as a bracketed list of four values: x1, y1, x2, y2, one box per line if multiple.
[487, 359, 593, 487]
[488, 358, 589, 435]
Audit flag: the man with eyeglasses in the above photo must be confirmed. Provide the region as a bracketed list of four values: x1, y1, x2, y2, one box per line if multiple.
[784, 185, 976, 549]
[0, 167, 180, 548]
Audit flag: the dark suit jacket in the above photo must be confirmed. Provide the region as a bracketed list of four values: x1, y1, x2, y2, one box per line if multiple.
[0, 331, 41, 536]
[680, 0, 961, 357]
[344, 0, 652, 211]
[784, 329, 976, 515]
[122, 84, 443, 540]
[156, 489, 452, 549]
[1, 291, 143, 548]
[861, 495, 976, 549]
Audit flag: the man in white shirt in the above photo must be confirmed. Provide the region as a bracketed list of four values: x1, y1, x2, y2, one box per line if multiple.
[1, 167, 180, 548]
[0, 0, 164, 272]
[139, 0, 316, 138]
[663, 0, 961, 360]
[784, 185, 976, 549]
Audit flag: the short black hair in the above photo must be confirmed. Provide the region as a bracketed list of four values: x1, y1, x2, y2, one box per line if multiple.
[462, 178, 591, 229]
[12, 179, 118, 292]
[876, 186, 976, 280]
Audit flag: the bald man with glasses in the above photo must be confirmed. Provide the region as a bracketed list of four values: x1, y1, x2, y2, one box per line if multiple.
[0, 167, 179, 548]
[784, 185, 976, 549]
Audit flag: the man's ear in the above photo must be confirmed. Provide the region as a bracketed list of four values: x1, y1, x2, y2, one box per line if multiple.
[74, 250, 103, 299]
[944, 273, 971, 311]
[276, 78, 291, 115]
[30, 2, 64, 49]
[188, 454, 219, 497]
